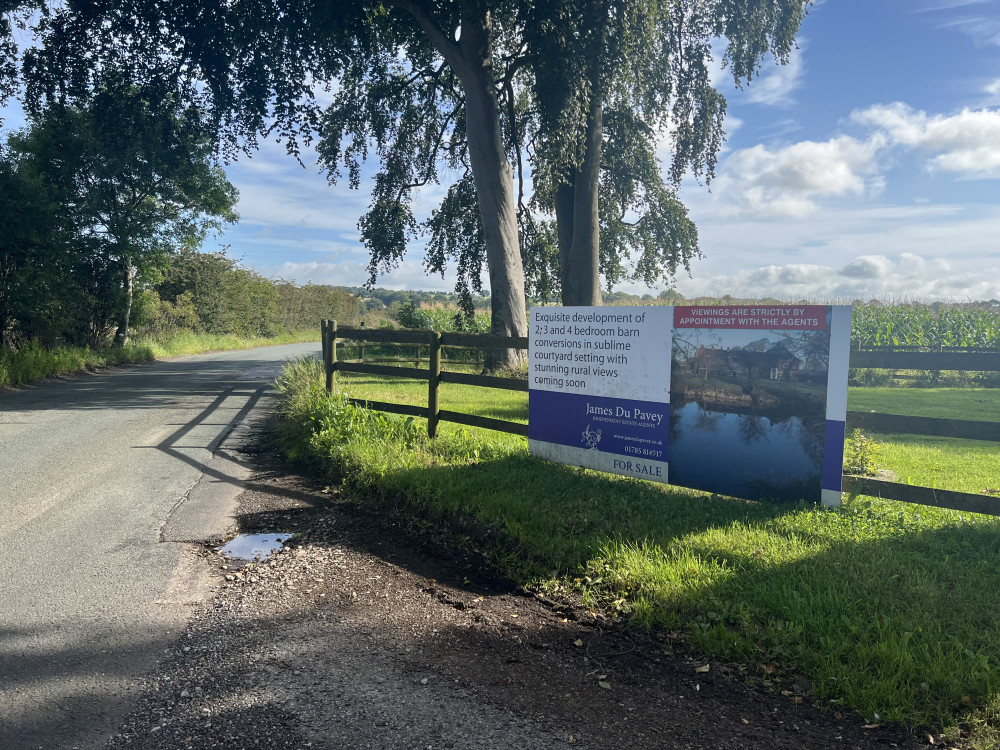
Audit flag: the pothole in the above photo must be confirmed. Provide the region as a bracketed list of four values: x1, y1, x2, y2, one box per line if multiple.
[218, 532, 293, 563]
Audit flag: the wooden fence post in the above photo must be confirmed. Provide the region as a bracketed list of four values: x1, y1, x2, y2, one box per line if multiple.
[428, 330, 442, 438]
[321, 319, 328, 367]
[324, 320, 337, 393]
[359, 320, 365, 362]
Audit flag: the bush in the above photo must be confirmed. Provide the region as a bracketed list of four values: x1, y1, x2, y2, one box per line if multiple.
[390, 299, 490, 333]
[843, 428, 880, 476]
[848, 368, 894, 387]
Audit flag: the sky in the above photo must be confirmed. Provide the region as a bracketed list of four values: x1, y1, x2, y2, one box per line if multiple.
[5, 0, 1000, 302]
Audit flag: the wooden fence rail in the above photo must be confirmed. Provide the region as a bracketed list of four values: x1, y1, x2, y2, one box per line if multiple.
[321, 321, 1000, 516]
[845, 347, 1000, 515]
[321, 320, 528, 438]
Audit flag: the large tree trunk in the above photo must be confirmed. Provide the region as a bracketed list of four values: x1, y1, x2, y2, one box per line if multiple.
[464, 83, 528, 369]
[113, 258, 134, 347]
[543, 5, 607, 308]
[560, 95, 603, 306]
[400, 2, 528, 373]
[555, 181, 576, 302]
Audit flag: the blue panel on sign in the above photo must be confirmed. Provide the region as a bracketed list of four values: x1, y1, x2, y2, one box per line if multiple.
[529, 391, 669, 462]
[823, 419, 846, 491]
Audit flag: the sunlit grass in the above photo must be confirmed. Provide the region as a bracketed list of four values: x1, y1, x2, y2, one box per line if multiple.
[0, 329, 319, 389]
[140, 328, 317, 357]
[277, 358, 1000, 745]
[335, 370, 529, 429]
[0, 340, 156, 387]
[848, 387, 1000, 423]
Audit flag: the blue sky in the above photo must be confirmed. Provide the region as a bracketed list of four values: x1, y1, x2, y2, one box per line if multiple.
[5, 0, 1000, 301]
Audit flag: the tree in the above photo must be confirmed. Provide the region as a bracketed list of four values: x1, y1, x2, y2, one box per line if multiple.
[0, 141, 66, 346]
[155, 248, 280, 338]
[271, 282, 360, 332]
[523, 0, 808, 305]
[17, 0, 807, 356]
[20, 0, 530, 367]
[11, 83, 238, 345]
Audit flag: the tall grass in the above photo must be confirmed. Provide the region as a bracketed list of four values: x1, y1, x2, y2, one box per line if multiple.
[0, 329, 318, 389]
[0, 340, 156, 387]
[276, 357, 1000, 747]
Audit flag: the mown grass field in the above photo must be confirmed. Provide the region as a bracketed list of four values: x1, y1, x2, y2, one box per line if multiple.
[280, 358, 1000, 747]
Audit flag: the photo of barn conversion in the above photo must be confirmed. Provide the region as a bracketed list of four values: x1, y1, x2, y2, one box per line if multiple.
[668, 325, 832, 503]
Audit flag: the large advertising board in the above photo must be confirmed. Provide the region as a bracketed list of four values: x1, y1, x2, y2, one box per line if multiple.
[528, 305, 851, 506]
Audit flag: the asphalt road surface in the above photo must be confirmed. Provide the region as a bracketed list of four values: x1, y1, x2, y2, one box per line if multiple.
[0, 343, 319, 750]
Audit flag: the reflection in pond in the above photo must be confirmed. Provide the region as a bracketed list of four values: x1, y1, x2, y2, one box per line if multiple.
[737, 414, 767, 444]
[669, 400, 824, 502]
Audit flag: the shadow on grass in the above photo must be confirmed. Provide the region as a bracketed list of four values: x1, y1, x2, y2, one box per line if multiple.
[324, 449, 1000, 734]
[354, 454, 797, 577]
[679, 520, 1000, 730]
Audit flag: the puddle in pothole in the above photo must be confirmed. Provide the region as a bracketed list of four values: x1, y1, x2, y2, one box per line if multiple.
[218, 533, 292, 563]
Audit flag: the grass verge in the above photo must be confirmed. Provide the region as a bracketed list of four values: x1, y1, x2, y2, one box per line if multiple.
[0, 329, 318, 389]
[276, 357, 1000, 747]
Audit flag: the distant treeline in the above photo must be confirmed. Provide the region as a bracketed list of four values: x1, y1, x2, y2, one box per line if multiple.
[3, 246, 360, 349]
[338, 286, 676, 315]
[338, 286, 492, 313]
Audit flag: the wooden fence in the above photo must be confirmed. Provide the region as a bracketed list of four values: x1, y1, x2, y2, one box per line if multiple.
[320, 321, 1000, 516]
[842, 349, 1000, 515]
[321, 320, 528, 438]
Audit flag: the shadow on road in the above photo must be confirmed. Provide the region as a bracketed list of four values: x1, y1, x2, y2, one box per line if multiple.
[0, 357, 286, 413]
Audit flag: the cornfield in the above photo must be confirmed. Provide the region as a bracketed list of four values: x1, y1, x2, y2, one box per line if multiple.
[851, 302, 1000, 351]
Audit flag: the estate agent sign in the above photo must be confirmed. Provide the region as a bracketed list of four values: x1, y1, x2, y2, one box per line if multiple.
[528, 305, 851, 506]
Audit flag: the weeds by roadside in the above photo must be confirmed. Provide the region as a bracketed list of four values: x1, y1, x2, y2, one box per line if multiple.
[0, 330, 318, 389]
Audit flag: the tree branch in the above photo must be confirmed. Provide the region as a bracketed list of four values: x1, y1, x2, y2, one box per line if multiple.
[389, 0, 466, 75]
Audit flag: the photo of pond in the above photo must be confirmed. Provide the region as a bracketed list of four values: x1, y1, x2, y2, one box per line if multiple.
[668, 400, 826, 502]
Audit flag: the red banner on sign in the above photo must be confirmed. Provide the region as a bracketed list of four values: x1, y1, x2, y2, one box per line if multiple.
[673, 306, 828, 330]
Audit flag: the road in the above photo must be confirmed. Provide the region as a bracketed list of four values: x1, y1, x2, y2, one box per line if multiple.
[0, 343, 319, 750]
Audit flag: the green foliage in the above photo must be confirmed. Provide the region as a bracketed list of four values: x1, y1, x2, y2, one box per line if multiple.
[339, 286, 492, 312]
[389, 299, 490, 333]
[523, 0, 807, 301]
[273, 282, 360, 332]
[2, 83, 237, 348]
[843, 428, 881, 476]
[153, 248, 278, 338]
[20, 0, 808, 314]
[274, 357, 424, 467]
[848, 367, 894, 387]
[0, 339, 155, 387]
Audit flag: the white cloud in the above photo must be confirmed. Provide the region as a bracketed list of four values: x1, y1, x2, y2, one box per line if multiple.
[225, 137, 372, 235]
[711, 134, 887, 216]
[672, 253, 999, 302]
[742, 41, 807, 108]
[937, 16, 1000, 45]
[704, 102, 1000, 219]
[852, 102, 1000, 178]
[917, 0, 992, 11]
[658, 199, 1000, 302]
[839, 255, 894, 279]
[260, 258, 460, 292]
